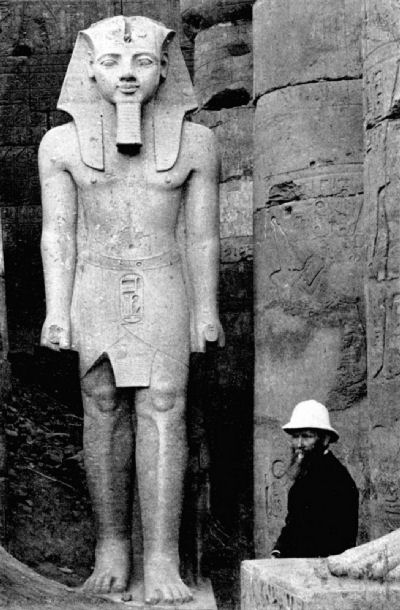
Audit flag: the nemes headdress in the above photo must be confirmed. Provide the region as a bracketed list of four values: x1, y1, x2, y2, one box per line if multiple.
[57, 16, 198, 172]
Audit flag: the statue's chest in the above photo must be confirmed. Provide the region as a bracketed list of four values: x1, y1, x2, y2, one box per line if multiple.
[74, 151, 186, 194]
[73, 159, 184, 233]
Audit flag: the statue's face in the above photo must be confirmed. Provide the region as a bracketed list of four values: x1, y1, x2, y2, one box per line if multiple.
[88, 42, 168, 105]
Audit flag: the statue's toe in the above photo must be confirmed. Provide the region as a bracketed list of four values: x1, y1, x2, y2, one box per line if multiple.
[169, 584, 183, 604]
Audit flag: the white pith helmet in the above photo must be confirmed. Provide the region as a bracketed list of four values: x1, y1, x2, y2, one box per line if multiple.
[282, 400, 339, 442]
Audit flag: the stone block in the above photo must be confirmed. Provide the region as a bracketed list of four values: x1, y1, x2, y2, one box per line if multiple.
[194, 106, 253, 181]
[181, 0, 255, 32]
[122, 0, 180, 30]
[194, 21, 252, 109]
[241, 558, 400, 610]
[253, 0, 362, 99]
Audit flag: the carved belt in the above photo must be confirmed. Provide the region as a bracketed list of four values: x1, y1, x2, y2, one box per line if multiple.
[78, 248, 181, 271]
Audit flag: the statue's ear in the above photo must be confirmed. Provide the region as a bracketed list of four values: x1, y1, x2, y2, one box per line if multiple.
[87, 59, 95, 80]
[160, 52, 169, 81]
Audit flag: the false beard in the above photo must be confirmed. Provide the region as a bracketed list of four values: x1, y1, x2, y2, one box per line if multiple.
[116, 100, 142, 154]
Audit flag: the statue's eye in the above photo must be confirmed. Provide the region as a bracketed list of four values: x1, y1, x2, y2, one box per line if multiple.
[137, 57, 153, 67]
[100, 58, 117, 67]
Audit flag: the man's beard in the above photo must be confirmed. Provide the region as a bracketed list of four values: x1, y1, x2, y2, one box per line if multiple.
[287, 439, 326, 481]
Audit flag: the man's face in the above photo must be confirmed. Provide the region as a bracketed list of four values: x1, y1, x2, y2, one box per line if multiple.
[88, 43, 168, 105]
[289, 429, 328, 462]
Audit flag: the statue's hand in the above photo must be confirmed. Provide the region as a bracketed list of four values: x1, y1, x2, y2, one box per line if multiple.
[41, 316, 71, 351]
[191, 317, 225, 353]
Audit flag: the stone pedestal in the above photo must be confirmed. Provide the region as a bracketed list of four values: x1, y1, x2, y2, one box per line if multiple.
[0, 544, 216, 610]
[105, 579, 216, 609]
[253, 0, 366, 557]
[241, 558, 400, 610]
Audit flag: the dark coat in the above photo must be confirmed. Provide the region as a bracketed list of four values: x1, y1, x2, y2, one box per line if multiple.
[273, 451, 358, 558]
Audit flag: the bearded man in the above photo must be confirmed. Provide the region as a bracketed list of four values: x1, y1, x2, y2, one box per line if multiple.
[271, 400, 358, 559]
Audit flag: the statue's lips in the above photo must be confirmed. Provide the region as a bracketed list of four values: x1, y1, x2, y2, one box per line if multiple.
[118, 86, 139, 94]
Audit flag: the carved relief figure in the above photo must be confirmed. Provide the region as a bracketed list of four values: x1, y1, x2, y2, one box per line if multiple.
[39, 16, 224, 605]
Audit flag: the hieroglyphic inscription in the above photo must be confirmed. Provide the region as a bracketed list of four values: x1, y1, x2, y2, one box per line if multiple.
[220, 236, 253, 263]
[220, 178, 253, 239]
[241, 566, 306, 610]
[364, 43, 400, 126]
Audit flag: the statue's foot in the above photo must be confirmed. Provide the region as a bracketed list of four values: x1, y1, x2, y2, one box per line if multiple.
[144, 554, 192, 605]
[83, 537, 131, 594]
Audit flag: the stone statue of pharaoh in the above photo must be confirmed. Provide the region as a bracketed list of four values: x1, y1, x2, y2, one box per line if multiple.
[39, 15, 224, 605]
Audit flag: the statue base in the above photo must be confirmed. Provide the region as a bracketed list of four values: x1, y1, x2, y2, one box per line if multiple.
[241, 558, 400, 610]
[0, 545, 216, 610]
[103, 579, 217, 609]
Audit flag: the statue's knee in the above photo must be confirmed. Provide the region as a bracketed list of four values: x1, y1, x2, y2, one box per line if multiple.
[82, 380, 117, 413]
[151, 388, 177, 412]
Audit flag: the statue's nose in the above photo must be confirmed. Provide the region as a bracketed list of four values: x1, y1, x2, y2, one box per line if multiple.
[120, 72, 136, 82]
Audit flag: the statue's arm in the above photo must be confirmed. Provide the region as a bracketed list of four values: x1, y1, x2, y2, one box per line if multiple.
[184, 125, 225, 352]
[39, 129, 77, 351]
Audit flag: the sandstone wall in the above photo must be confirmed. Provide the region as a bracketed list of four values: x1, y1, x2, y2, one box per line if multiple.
[253, 0, 368, 556]
[363, 1, 400, 540]
[182, 0, 255, 568]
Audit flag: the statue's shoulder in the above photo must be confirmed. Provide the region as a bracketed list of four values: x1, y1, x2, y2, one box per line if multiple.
[182, 120, 216, 147]
[39, 122, 79, 166]
[181, 120, 218, 168]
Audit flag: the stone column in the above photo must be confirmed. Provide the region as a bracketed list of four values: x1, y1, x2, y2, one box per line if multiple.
[253, 0, 366, 556]
[363, 2, 400, 540]
[181, 0, 255, 561]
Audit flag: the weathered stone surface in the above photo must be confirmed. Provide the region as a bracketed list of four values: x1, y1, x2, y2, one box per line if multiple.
[194, 21, 252, 109]
[241, 558, 400, 610]
[181, 0, 255, 33]
[253, 0, 362, 100]
[195, 107, 253, 181]
[220, 179, 253, 241]
[121, 0, 180, 29]
[253, 0, 365, 554]
[254, 81, 364, 204]
[363, 1, 400, 541]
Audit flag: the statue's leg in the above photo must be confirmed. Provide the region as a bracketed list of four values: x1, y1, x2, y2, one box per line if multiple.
[81, 357, 133, 594]
[328, 529, 400, 579]
[136, 355, 192, 605]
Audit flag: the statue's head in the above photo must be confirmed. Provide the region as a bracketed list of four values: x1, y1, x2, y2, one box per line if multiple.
[58, 16, 197, 170]
[85, 17, 172, 107]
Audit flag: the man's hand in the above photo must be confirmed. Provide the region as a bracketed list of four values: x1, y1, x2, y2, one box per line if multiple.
[191, 317, 225, 353]
[41, 316, 71, 351]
